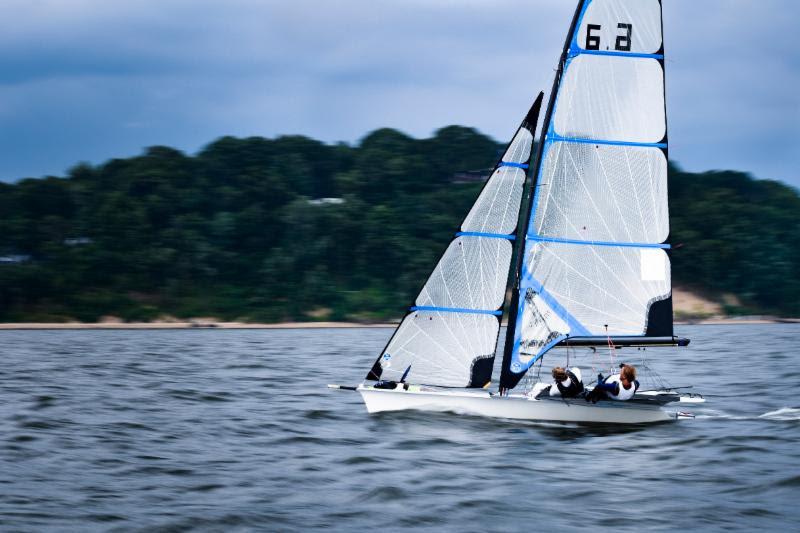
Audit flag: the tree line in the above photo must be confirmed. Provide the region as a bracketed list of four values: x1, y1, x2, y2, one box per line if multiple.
[0, 127, 798, 322]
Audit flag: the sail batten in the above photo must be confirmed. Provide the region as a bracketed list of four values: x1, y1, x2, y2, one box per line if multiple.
[549, 135, 667, 148]
[500, 0, 673, 391]
[456, 232, 516, 241]
[571, 50, 663, 59]
[409, 306, 503, 316]
[527, 236, 670, 249]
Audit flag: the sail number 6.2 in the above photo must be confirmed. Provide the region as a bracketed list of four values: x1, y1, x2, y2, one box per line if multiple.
[585, 23, 632, 52]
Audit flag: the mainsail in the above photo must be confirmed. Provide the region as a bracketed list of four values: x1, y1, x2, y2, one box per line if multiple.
[500, 0, 676, 391]
[365, 94, 544, 388]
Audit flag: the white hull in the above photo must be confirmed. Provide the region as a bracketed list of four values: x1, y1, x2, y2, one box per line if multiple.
[358, 385, 680, 424]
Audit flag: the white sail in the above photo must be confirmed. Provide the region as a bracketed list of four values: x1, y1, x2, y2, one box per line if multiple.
[507, 0, 672, 379]
[367, 101, 541, 388]
[350, 0, 701, 423]
[534, 143, 668, 243]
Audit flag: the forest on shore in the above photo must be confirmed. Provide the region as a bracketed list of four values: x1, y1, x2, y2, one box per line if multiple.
[1, 126, 798, 322]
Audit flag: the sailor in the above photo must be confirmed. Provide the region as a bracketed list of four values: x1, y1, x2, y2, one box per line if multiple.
[586, 363, 639, 403]
[533, 366, 584, 399]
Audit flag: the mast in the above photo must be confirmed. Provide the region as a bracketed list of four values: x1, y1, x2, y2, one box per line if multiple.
[499, 0, 587, 394]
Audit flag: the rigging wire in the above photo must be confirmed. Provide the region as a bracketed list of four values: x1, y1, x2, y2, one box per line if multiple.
[636, 346, 676, 392]
[523, 354, 546, 393]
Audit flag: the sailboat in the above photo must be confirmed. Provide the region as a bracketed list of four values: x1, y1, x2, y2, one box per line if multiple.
[333, 0, 705, 424]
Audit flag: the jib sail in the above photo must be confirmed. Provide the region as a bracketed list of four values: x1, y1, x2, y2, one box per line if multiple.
[366, 94, 544, 388]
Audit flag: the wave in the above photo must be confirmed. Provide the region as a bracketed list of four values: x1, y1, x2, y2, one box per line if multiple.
[693, 407, 800, 421]
[758, 407, 800, 420]
[692, 408, 749, 420]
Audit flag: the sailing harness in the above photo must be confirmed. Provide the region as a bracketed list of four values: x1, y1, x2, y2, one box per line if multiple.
[602, 374, 640, 401]
[587, 372, 640, 402]
[555, 369, 584, 398]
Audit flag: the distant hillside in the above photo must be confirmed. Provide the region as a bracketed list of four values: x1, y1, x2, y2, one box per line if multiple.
[668, 164, 800, 316]
[0, 127, 798, 322]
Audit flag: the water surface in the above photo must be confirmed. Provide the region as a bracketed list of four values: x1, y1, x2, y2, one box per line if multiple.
[0, 325, 798, 531]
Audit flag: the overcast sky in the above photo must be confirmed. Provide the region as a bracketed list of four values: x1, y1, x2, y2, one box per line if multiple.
[1, 0, 798, 188]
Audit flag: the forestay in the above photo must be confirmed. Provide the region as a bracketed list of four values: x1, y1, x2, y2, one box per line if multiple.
[501, 0, 673, 390]
[366, 95, 543, 388]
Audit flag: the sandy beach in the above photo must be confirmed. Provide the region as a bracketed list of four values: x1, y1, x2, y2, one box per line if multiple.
[0, 288, 794, 330]
[0, 321, 398, 330]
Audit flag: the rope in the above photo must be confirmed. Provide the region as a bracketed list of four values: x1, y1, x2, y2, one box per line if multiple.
[604, 324, 617, 374]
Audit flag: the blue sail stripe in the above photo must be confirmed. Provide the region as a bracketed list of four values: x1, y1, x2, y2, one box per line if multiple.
[528, 235, 670, 249]
[569, 49, 663, 60]
[520, 270, 591, 337]
[514, 334, 570, 374]
[410, 306, 503, 316]
[550, 134, 667, 149]
[456, 232, 515, 241]
[509, 295, 529, 374]
[499, 162, 529, 169]
[508, 266, 591, 374]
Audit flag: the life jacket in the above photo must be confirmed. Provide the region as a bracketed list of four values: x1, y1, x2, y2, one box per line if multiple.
[554, 368, 584, 398]
[603, 374, 639, 401]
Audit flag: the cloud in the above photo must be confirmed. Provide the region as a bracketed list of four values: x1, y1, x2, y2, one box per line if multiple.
[663, 0, 799, 183]
[0, 0, 797, 187]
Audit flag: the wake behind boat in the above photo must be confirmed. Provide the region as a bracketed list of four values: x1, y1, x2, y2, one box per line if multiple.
[334, 0, 705, 424]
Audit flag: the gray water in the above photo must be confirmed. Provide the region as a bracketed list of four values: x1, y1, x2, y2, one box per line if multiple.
[0, 325, 798, 531]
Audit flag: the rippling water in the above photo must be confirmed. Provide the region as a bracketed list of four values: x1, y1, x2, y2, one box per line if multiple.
[1, 325, 798, 531]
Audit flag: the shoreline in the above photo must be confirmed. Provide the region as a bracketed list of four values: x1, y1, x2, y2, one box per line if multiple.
[0, 317, 798, 330]
[0, 321, 398, 330]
